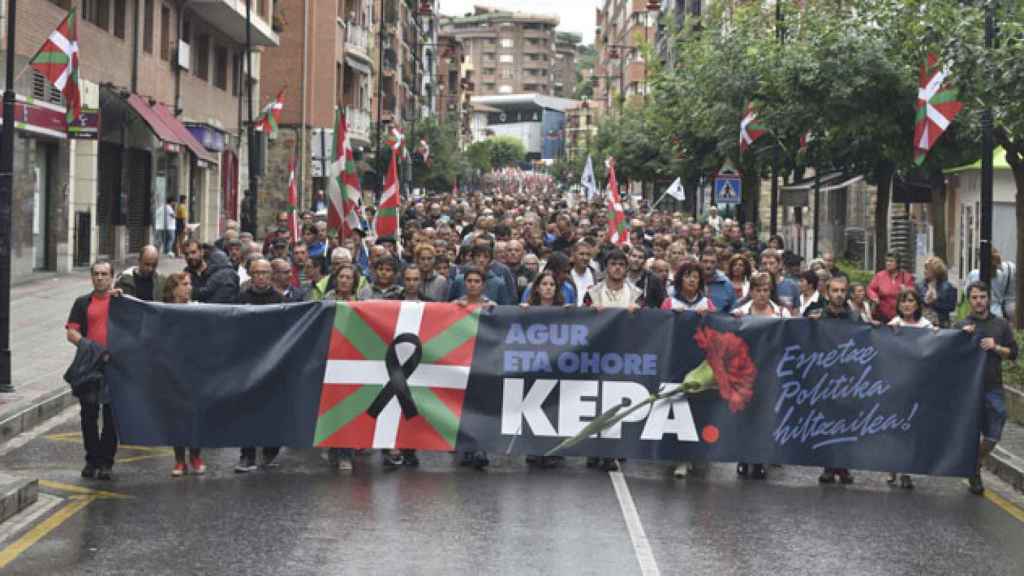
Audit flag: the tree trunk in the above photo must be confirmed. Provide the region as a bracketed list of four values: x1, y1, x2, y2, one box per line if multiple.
[929, 168, 947, 263]
[1011, 154, 1024, 329]
[874, 161, 894, 271]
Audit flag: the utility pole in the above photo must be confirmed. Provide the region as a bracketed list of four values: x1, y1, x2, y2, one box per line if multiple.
[979, 1, 996, 284]
[375, 0, 387, 204]
[0, 0, 16, 393]
[770, 0, 784, 237]
[245, 0, 258, 235]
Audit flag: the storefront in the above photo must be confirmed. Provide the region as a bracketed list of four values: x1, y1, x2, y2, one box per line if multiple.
[1, 93, 71, 281]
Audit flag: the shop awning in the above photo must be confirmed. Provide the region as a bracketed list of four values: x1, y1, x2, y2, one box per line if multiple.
[345, 56, 372, 77]
[126, 94, 186, 149]
[150, 104, 218, 166]
[945, 147, 1011, 175]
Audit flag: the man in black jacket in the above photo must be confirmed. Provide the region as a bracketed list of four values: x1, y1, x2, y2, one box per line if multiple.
[626, 245, 666, 308]
[236, 258, 285, 472]
[196, 249, 240, 304]
[65, 260, 118, 480]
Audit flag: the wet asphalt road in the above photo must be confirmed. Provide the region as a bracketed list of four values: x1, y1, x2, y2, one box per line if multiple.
[1, 408, 1023, 576]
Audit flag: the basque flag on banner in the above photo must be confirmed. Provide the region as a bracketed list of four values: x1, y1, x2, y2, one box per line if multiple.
[314, 301, 480, 450]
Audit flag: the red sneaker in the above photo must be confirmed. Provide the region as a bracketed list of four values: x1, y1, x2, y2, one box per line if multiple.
[190, 456, 206, 475]
[172, 463, 186, 477]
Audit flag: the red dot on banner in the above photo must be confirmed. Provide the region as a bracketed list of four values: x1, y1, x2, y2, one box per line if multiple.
[702, 425, 720, 444]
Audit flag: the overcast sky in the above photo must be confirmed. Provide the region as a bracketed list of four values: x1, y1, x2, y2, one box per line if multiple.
[438, 1, 602, 45]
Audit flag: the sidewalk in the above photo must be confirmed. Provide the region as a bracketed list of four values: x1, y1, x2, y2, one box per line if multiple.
[0, 256, 183, 445]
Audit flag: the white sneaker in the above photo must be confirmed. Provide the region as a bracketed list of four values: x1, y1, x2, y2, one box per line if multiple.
[673, 462, 690, 478]
[336, 458, 353, 472]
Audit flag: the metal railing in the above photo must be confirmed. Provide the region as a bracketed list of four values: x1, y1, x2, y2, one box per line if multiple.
[345, 22, 370, 57]
[345, 107, 372, 143]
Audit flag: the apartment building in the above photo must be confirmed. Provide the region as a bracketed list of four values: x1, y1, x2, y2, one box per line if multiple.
[1, 0, 277, 281]
[552, 32, 580, 99]
[258, 0, 375, 232]
[440, 7, 571, 97]
[565, 99, 604, 161]
[655, 0, 704, 68]
[594, 0, 659, 109]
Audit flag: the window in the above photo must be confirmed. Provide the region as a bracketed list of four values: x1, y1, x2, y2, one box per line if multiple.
[83, 0, 110, 31]
[160, 5, 171, 61]
[196, 34, 210, 81]
[498, 54, 514, 64]
[500, 38, 514, 49]
[113, 0, 126, 39]
[214, 45, 228, 90]
[231, 53, 241, 96]
[498, 85, 513, 94]
[143, 0, 154, 53]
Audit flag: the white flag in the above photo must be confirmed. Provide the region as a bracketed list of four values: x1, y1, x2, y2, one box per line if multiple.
[665, 177, 686, 201]
[581, 155, 598, 201]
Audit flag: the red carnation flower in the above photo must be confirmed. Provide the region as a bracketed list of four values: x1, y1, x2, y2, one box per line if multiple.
[694, 326, 758, 413]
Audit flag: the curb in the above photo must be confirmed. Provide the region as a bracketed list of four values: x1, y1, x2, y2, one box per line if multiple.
[0, 389, 75, 447]
[1006, 386, 1023, 425]
[0, 476, 38, 525]
[984, 446, 1024, 494]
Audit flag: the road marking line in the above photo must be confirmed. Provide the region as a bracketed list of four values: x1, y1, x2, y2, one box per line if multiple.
[609, 470, 661, 576]
[0, 495, 95, 570]
[39, 480, 131, 500]
[984, 488, 1024, 523]
[0, 404, 79, 457]
[0, 494, 63, 545]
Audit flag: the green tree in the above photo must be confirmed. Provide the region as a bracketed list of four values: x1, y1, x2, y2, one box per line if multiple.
[409, 118, 463, 193]
[489, 135, 527, 168]
[465, 140, 493, 174]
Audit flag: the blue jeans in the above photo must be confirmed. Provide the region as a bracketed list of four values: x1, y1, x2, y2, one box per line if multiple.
[981, 389, 1008, 442]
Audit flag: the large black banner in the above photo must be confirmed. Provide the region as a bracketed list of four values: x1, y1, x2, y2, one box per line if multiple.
[106, 299, 985, 476]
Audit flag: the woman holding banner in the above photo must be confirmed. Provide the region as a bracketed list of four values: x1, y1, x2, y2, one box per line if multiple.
[661, 262, 715, 313]
[323, 264, 361, 472]
[522, 271, 569, 468]
[458, 267, 495, 470]
[661, 261, 714, 478]
[163, 273, 206, 477]
[885, 290, 935, 489]
[732, 273, 790, 480]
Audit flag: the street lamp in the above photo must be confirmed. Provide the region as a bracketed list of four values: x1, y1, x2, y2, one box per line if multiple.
[0, 0, 17, 393]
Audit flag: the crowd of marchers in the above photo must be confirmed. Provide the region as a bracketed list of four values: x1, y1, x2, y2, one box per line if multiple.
[64, 180, 1017, 496]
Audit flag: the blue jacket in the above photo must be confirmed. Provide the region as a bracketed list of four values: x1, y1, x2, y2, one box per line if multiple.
[705, 270, 737, 313]
[916, 279, 957, 326]
[448, 267, 515, 304]
[520, 281, 577, 306]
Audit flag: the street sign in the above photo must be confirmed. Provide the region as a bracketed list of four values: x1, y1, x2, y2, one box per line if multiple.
[714, 172, 742, 205]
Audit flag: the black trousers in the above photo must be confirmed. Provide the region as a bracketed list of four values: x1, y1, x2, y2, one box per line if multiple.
[240, 447, 280, 463]
[80, 400, 117, 468]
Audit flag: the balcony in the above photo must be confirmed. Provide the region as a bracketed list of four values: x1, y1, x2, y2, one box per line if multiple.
[190, 0, 279, 46]
[344, 106, 372, 146]
[345, 22, 371, 62]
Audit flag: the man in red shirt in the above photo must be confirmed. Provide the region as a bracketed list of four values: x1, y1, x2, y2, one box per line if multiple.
[66, 260, 118, 480]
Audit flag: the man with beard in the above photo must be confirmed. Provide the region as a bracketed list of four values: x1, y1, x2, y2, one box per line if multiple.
[814, 276, 860, 485]
[505, 239, 534, 300]
[583, 249, 641, 471]
[956, 281, 1018, 495]
[415, 244, 449, 302]
[626, 245, 667, 308]
[115, 245, 164, 301]
[183, 240, 207, 291]
[236, 258, 285, 472]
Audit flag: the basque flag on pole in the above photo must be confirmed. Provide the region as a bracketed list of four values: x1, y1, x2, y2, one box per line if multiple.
[913, 53, 963, 165]
[30, 7, 82, 124]
[314, 302, 481, 450]
[605, 158, 629, 245]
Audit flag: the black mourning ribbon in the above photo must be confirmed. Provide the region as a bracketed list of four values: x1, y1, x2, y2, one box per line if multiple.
[366, 333, 422, 420]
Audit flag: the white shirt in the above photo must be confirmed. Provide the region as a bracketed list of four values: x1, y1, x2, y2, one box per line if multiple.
[798, 291, 820, 316]
[735, 299, 791, 318]
[888, 316, 933, 329]
[154, 204, 175, 231]
[571, 267, 596, 306]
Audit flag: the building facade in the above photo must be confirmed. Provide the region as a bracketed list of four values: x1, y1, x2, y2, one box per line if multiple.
[595, 0, 658, 109]
[2, 0, 276, 282]
[470, 94, 576, 161]
[553, 32, 580, 99]
[441, 7, 572, 98]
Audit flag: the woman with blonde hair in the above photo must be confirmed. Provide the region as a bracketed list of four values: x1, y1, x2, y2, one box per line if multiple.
[917, 256, 957, 328]
[162, 273, 206, 477]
